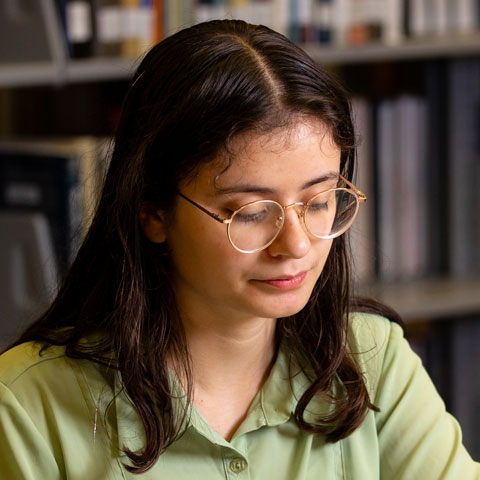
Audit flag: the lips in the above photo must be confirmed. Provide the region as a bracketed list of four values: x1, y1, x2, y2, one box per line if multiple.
[257, 271, 307, 290]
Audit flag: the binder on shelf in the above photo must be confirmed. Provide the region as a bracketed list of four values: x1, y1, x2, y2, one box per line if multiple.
[63, 0, 96, 58]
[0, 212, 58, 350]
[0, 137, 111, 275]
[0, 0, 66, 64]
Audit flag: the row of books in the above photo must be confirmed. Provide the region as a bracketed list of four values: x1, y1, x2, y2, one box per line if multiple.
[350, 58, 480, 283]
[2, 0, 478, 68]
[198, 0, 480, 46]
[53, 0, 480, 62]
[56, 0, 165, 59]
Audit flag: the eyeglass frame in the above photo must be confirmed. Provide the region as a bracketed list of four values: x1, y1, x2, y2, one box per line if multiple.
[177, 173, 367, 253]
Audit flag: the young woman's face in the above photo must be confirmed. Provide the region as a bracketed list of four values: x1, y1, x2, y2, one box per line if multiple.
[163, 118, 341, 324]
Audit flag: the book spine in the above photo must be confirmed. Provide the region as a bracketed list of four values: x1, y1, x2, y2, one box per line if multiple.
[65, 0, 95, 58]
[312, 0, 334, 45]
[94, 0, 123, 56]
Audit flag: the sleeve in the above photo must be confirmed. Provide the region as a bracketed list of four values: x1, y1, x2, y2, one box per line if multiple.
[0, 382, 62, 480]
[373, 320, 480, 479]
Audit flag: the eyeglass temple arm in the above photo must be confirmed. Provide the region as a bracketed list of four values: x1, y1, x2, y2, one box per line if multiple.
[339, 174, 367, 202]
[177, 192, 230, 224]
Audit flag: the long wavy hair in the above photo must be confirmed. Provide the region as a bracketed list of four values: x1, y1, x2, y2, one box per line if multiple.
[12, 20, 399, 473]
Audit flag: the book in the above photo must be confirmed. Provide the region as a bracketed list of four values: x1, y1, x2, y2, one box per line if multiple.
[448, 59, 480, 277]
[376, 98, 399, 281]
[456, 0, 479, 32]
[94, 0, 123, 56]
[350, 97, 375, 283]
[331, 0, 351, 46]
[312, 0, 334, 44]
[121, 0, 155, 59]
[424, 61, 449, 277]
[64, 0, 96, 58]
[395, 94, 428, 279]
[408, 0, 428, 37]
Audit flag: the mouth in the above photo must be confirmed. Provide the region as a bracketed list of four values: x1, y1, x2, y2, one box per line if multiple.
[255, 271, 307, 290]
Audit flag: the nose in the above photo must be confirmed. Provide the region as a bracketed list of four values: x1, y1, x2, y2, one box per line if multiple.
[267, 206, 311, 258]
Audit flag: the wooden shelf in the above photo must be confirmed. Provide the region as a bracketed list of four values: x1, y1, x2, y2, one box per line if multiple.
[358, 277, 480, 322]
[304, 31, 480, 65]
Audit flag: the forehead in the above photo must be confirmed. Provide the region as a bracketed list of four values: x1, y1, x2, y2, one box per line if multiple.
[187, 118, 341, 194]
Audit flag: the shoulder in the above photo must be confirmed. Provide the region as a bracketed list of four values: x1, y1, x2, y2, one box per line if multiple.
[347, 312, 408, 400]
[0, 340, 113, 413]
[0, 342, 67, 389]
[347, 311, 403, 353]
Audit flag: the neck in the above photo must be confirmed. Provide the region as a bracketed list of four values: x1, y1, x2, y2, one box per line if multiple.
[170, 310, 278, 441]
[183, 313, 277, 395]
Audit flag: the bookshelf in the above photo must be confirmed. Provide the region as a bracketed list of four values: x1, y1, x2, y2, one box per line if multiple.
[1, 3, 479, 320]
[0, 0, 480, 286]
[1, 0, 480, 461]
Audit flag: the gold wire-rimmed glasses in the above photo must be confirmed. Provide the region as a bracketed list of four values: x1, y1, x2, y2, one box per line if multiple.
[177, 174, 366, 254]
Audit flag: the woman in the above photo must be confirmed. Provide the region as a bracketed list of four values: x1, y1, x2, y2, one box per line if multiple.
[0, 20, 478, 479]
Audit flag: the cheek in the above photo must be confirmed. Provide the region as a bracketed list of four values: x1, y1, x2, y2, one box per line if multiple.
[166, 219, 238, 280]
[314, 239, 334, 272]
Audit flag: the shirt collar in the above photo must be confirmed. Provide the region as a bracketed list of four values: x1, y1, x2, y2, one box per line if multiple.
[110, 343, 337, 454]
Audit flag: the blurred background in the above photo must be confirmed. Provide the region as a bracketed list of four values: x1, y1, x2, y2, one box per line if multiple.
[0, 0, 479, 458]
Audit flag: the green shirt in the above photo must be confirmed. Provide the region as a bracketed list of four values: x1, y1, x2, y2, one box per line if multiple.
[0, 313, 478, 479]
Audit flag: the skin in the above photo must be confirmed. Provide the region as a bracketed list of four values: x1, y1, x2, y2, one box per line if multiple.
[140, 117, 341, 440]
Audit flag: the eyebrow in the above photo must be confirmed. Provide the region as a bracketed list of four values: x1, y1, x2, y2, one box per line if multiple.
[214, 171, 339, 195]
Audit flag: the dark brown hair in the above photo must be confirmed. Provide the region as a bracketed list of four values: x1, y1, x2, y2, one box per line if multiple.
[12, 20, 400, 473]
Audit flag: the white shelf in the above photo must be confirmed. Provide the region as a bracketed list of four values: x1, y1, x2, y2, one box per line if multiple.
[304, 32, 480, 65]
[2, 32, 480, 87]
[0, 62, 60, 87]
[0, 57, 138, 88]
[64, 57, 139, 83]
[359, 277, 480, 323]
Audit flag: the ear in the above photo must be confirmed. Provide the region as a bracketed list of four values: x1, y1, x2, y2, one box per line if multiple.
[139, 203, 167, 243]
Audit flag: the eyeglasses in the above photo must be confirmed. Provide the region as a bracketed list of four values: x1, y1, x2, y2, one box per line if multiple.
[178, 174, 366, 254]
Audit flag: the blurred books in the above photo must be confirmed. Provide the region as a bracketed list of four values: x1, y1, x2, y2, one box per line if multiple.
[0, 137, 111, 347]
[5, 0, 477, 68]
[350, 58, 480, 284]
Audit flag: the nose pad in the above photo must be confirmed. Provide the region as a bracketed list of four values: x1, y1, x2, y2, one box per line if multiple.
[285, 204, 306, 227]
[295, 208, 305, 221]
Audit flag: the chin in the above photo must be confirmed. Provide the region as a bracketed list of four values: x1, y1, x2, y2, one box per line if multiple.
[252, 295, 311, 320]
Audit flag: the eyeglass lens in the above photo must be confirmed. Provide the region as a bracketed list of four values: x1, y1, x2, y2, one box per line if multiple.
[228, 189, 358, 252]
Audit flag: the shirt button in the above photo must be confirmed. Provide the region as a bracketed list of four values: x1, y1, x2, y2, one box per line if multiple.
[229, 458, 247, 473]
